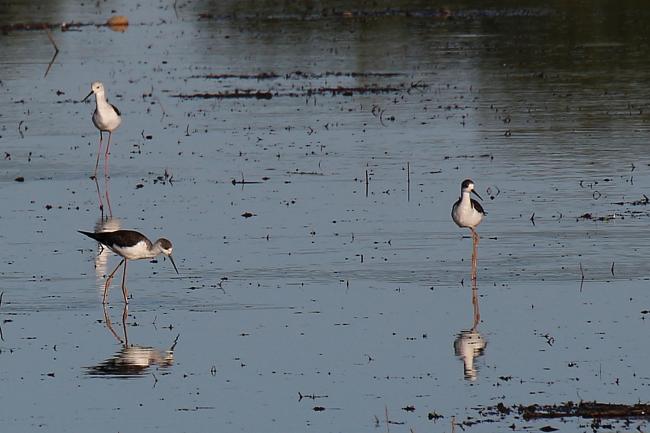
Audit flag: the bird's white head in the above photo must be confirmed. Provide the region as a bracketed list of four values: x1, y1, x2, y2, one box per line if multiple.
[82, 81, 105, 102]
[91, 81, 105, 93]
[461, 178, 475, 192]
[155, 238, 179, 274]
[461, 178, 483, 200]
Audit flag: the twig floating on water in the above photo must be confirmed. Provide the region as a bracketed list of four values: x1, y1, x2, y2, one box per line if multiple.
[579, 263, 585, 291]
[406, 162, 410, 202]
[365, 169, 369, 197]
[44, 28, 59, 78]
[45, 27, 59, 52]
[173, 90, 273, 100]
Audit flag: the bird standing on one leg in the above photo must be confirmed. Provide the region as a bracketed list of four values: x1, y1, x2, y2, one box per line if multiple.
[82, 81, 122, 179]
[451, 179, 486, 282]
[79, 230, 179, 304]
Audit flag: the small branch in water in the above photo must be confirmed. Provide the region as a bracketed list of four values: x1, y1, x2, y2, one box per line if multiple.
[154, 96, 167, 120]
[45, 27, 59, 52]
[385, 406, 390, 433]
[365, 169, 369, 197]
[406, 162, 410, 202]
[231, 172, 262, 186]
[0, 291, 4, 342]
[579, 262, 585, 292]
[298, 392, 328, 401]
[170, 333, 180, 351]
[173, 90, 273, 100]
[530, 212, 535, 226]
[44, 27, 59, 78]
[611, 262, 615, 277]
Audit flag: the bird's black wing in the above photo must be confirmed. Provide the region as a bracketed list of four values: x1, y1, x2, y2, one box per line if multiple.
[110, 103, 121, 116]
[78, 230, 146, 248]
[471, 198, 487, 215]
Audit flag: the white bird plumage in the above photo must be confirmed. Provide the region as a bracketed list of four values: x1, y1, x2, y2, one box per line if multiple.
[82, 81, 122, 178]
[452, 179, 486, 282]
[79, 229, 178, 304]
[451, 178, 486, 231]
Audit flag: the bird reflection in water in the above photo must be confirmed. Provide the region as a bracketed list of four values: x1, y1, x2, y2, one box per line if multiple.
[86, 304, 177, 377]
[453, 280, 487, 381]
[92, 216, 122, 297]
[93, 175, 115, 220]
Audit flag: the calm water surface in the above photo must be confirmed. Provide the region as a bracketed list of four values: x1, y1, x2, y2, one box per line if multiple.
[2, 1, 650, 432]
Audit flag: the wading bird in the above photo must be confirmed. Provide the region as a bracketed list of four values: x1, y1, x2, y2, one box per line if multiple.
[451, 179, 486, 281]
[79, 229, 178, 304]
[82, 81, 122, 178]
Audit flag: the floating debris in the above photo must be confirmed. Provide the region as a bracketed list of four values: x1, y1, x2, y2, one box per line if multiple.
[106, 15, 129, 32]
[520, 401, 650, 420]
[173, 90, 273, 100]
[612, 194, 649, 206]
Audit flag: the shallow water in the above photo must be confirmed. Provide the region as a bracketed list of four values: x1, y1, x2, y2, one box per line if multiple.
[2, 1, 650, 432]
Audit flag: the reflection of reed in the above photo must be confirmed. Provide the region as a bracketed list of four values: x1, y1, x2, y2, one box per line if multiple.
[86, 304, 176, 377]
[454, 282, 486, 381]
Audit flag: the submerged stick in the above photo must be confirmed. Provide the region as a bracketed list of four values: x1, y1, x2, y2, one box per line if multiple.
[406, 162, 410, 202]
[0, 290, 4, 340]
[170, 333, 180, 351]
[365, 169, 369, 197]
[44, 27, 59, 78]
[45, 27, 59, 52]
[579, 262, 585, 291]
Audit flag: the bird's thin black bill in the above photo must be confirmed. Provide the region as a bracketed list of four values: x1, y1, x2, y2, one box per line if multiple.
[472, 190, 483, 201]
[81, 90, 94, 102]
[168, 255, 179, 274]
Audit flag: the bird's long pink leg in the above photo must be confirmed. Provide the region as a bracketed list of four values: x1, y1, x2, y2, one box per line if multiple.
[470, 229, 480, 283]
[121, 259, 129, 304]
[93, 131, 103, 178]
[104, 132, 112, 178]
[104, 258, 124, 304]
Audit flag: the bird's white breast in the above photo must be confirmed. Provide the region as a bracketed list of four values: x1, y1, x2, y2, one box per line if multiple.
[93, 107, 121, 132]
[92, 94, 121, 132]
[111, 240, 153, 260]
[452, 198, 483, 229]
